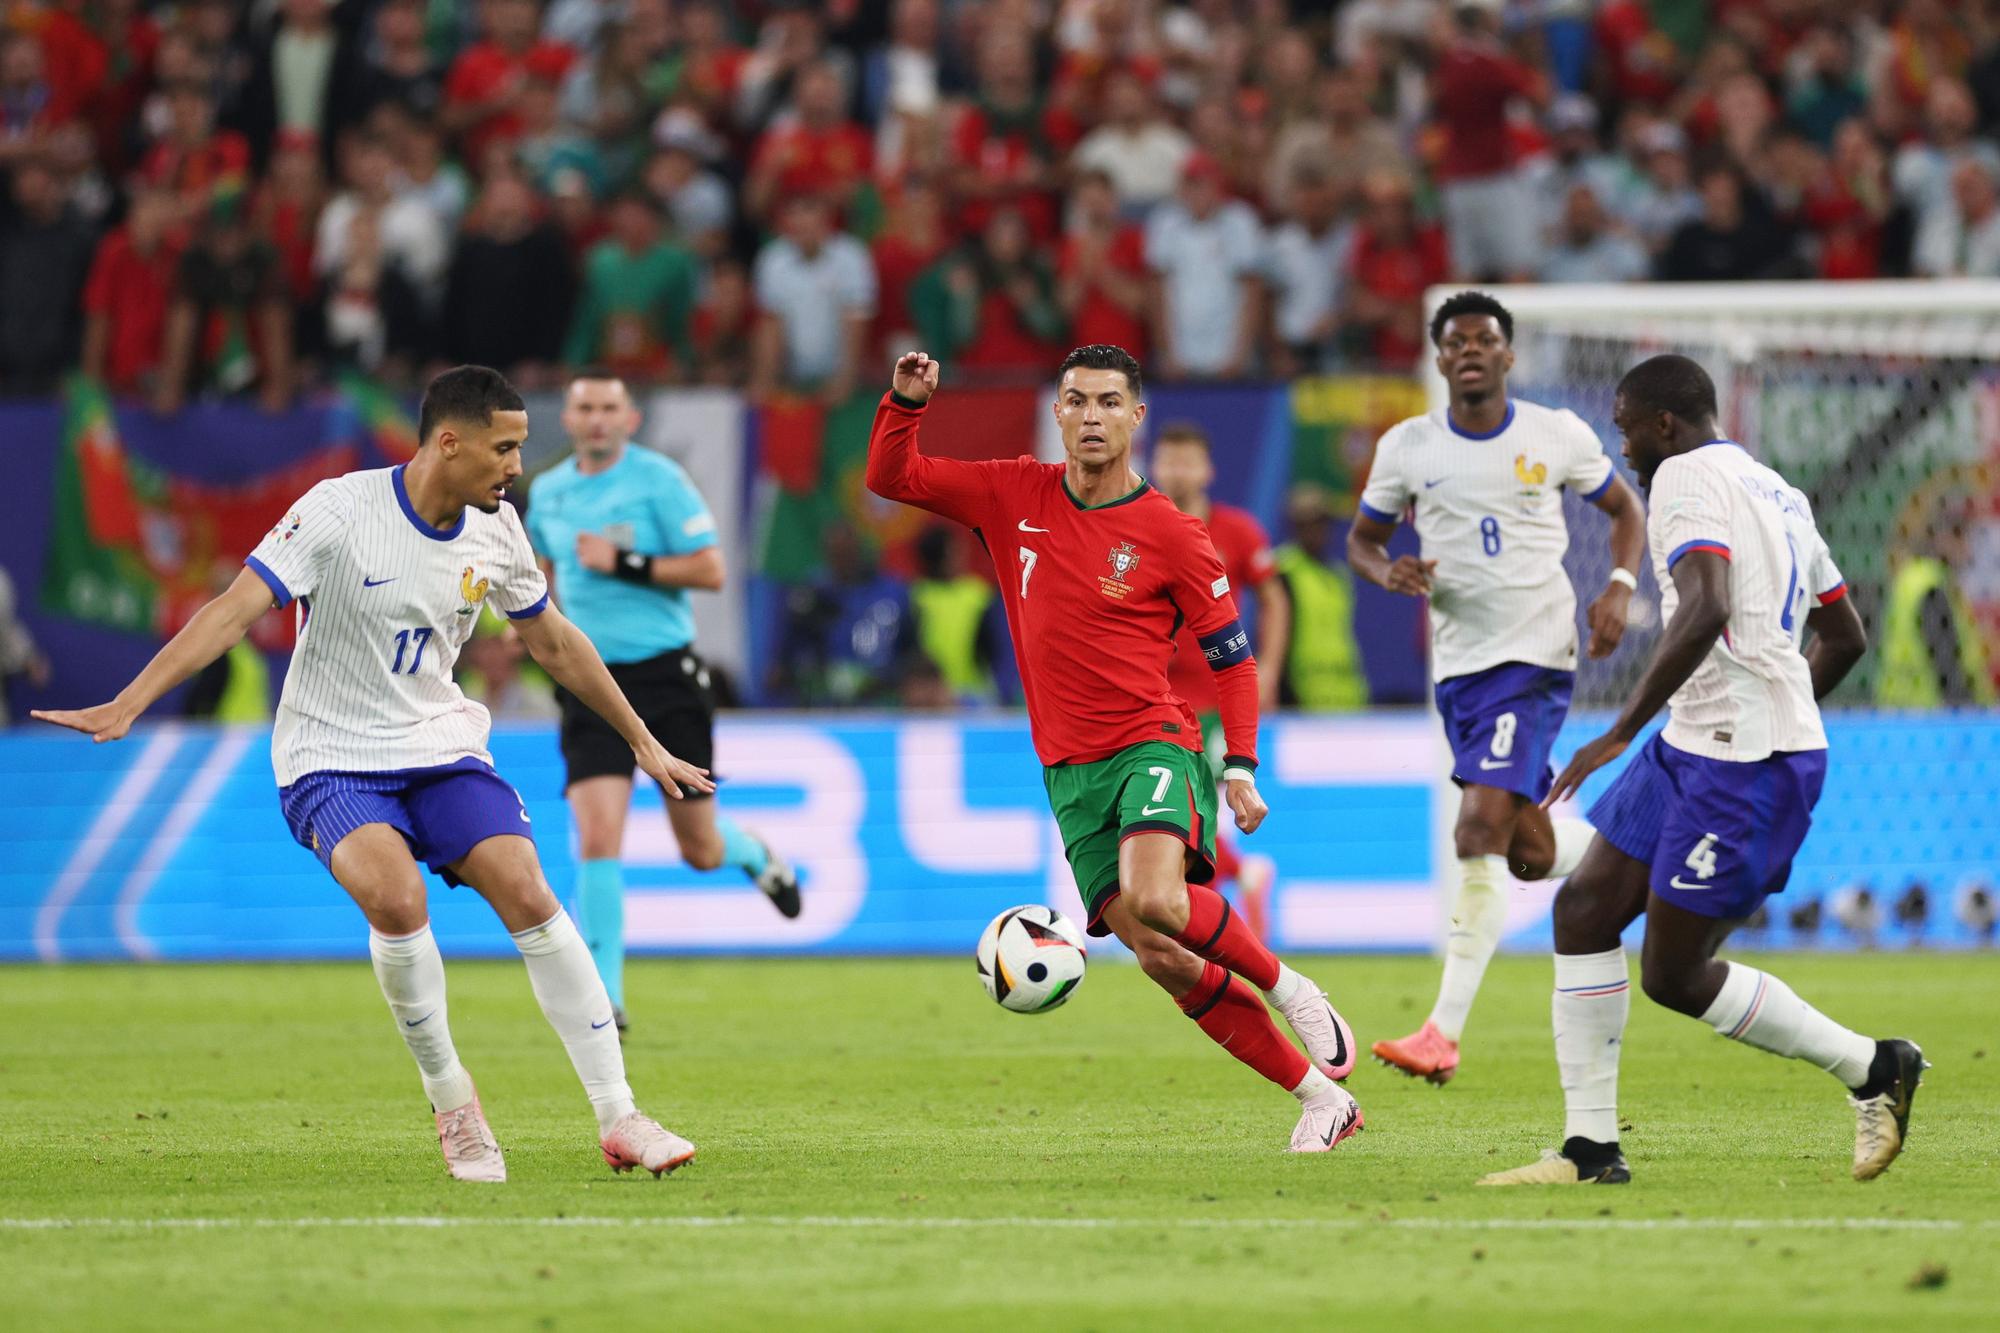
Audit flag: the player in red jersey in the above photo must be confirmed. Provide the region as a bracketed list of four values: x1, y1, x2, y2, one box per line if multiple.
[867, 344, 1362, 1153]
[1152, 422, 1288, 944]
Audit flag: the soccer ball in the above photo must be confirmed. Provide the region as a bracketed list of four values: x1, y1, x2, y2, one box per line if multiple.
[975, 905, 1088, 1013]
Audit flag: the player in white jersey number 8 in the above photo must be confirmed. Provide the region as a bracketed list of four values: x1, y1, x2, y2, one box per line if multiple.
[34, 366, 714, 1183]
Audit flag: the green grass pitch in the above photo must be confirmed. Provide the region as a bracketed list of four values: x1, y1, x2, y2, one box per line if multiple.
[2, 952, 1996, 1330]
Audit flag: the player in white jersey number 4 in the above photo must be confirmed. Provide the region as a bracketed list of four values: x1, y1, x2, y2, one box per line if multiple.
[1349, 292, 1647, 1085]
[34, 367, 709, 1183]
[1480, 355, 1923, 1188]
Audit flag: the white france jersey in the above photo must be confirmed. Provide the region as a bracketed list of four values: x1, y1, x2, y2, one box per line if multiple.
[1648, 441, 1840, 762]
[244, 466, 550, 786]
[1359, 399, 1616, 682]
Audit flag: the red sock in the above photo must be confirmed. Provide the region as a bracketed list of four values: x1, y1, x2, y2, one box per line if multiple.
[1174, 884, 1280, 991]
[1213, 835, 1242, 885]
[1177, 962, 1308, 1090]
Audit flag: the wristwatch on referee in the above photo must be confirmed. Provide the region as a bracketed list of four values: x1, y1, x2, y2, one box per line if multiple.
[613, 549, 652, 585]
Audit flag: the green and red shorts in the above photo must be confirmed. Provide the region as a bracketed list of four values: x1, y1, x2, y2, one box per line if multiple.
[1042, 741, 1219, 936]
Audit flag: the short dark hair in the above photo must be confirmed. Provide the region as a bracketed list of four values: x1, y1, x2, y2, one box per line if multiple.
[569, 365, 625, 386]
[418, 365, 525, 444]
[1154, 420, 1210, 453]
[1617, 354, 1718, 423]
[1056, 344, 1144, 397]
[1429, 290, 1514, 346]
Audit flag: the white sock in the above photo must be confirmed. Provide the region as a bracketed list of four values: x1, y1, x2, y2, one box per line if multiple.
[1548, 818, 1595, 880]
[1428, 854, 1507, 1041]
[1553, 948, 1629, 1144]
[511, 909, 637, 1132]
[369, 925, 474, 1113]
[1290, 1065, 1334, 1103]
[1699, 961, 1876, 1088]
[1262, 962, 1304, 1009]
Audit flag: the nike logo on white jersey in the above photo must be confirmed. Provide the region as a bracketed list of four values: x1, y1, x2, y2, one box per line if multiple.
[1478, 757, 1512, 770]
[1668, 876, 1711, 890]
[1017, 520, 1049, 532]
[1140, 804, 1174, 817]
[1423, 479, 1445, 489]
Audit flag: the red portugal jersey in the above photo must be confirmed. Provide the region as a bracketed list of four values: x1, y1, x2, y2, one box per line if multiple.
[1168, 503, 1276, 713]
[867, 394, 1248, 767]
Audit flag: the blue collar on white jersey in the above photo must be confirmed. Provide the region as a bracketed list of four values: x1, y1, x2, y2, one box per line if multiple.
[393, 464, 466, 541]
[1446, 400, 1515, 440]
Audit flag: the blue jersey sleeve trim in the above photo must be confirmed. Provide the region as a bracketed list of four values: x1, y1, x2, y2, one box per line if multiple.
[1666, 539, 1731, 570]
[1357, 499, 1398, 525]
[504, 591, 550, 621]
[1199, 618, 1254, 670]
[244, 555, 293, 608]
[1580, 469, 1616, 503]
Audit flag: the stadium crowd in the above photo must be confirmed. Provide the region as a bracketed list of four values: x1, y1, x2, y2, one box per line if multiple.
[2, 0, 2000, 407]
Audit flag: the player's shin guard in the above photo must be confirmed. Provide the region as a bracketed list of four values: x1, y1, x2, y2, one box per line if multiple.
[1177, 961, 1310, 1090]
[511, 909, 638, 1132]
[1699, 961, 1876, 1088]
[369, 924, 474, 1113]
[1428, 855, 1508, 1041]
[717, 816, 769, 877]
[574, 858, 625, 1009]
[1553, 948, 1629, 1144]
[1173, 884, 1280, 991]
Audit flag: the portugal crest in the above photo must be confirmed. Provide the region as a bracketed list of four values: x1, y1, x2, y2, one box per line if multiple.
[1099, 542, 1140, 600]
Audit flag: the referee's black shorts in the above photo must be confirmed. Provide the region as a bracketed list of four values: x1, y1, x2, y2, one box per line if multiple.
[554, 647, 717, 798]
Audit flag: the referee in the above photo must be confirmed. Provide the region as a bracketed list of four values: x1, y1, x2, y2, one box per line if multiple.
[527, 369, 801, 1034]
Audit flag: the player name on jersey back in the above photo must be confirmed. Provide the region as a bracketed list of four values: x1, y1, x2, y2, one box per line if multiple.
[244, 467, 549, 785]
[1358, 399, 1615, 683]
[1648, 441, 1837, 762]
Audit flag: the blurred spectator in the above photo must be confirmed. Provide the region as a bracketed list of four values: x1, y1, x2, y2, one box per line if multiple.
[1786, 25, 1868, 148]
[691, 257, 754, 386]
[1622, 120, 1702, 252]
[0, 30, 72, 168]
[513, 72, 603, 199]
[254, 133, 327, 317]
[558, 0, 674, 167]
[745, 59, 871, 224]
[1912, 159, 2000, 277]
[1056, 169, 1149, 362]
[0, 161, 93, 394]
[1539, 186, 1648, 284]
[82, 184, 183, 396]
[441, 0, 577, 164]
[908, 524, 1006, 705]
[156, 189, 293, 413]
[1878, 499, 1996, 708]
[1145, 154, 1262, 380]
[1533, 94, 1634, 246]
[1266, 64, 1401, 217]
[440, 174, 573, 377]
[771, 521, 911, 707]
[46, 121, 112, 227]
[911, 205, 1064, 377]
[1343, 171, 1446, 369]
[1272, 483, 1365, 711]
[677, 0, 750, 129]
[1656, 165, 1800, 281]
[346, 0, 443, 127]
[235, 0, 363, 165]
[1891, 78, 2000, 255]
[861, 0, 944, 130]
[1875, 0, 1973, 116]
[382, 108, 470, 233]
[751, 194, 876, 403]
[1802, 119, 1903, 280]
[947, 29, 1065, 241]
[1072, 66, 1192, 216]
[1264, 162, 1355, 378]
[642, 134, 732, 259]
[315, 132, 448, 313]
[0, 564, 50, 725]
[564, 191, 697, 381]
[322, 203, 428, 375]
[872, 179, 952, 361]
[735, 4, 840, 137]
[1429, 0, 1546, 283]
[140, 80, 251, 227]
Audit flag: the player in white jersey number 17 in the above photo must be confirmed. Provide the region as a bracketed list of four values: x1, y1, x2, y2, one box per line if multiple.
[1480, 355, 1922, 1188]
[34, 366, 714, 1183]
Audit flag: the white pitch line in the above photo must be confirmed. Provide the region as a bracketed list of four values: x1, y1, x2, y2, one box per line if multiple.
[1, 1216, 1991, 1234]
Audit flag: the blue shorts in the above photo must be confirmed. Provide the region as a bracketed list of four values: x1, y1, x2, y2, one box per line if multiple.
[279, 757, 534, 885]
[1434, 662, 1575, 803]
[1588, 733, 1827, 920]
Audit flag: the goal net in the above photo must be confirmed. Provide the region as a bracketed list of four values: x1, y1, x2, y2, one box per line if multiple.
[1423, 280, 2000, 710]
